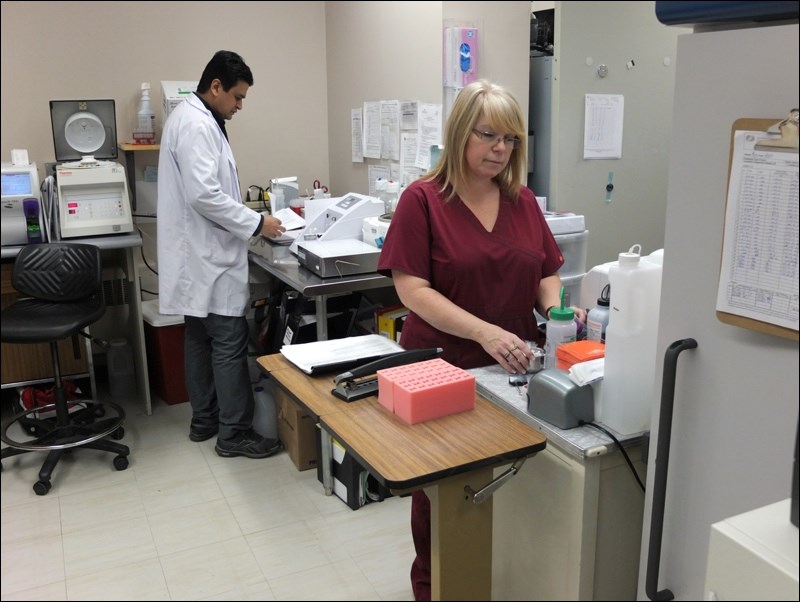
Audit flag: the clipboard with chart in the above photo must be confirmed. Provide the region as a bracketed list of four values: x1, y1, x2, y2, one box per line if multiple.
[715, 111, 799, 340]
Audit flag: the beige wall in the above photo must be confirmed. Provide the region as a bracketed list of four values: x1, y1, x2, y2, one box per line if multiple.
[1, 1, 329, 193]
[551, 2, 686, 265]
[326, 1, 530, 194]
[324, 1, 442, 195]
[1, 1, 530, 199]
[1, 1, 687, 288]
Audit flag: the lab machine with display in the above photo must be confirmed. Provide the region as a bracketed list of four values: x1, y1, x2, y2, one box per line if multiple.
[1, 160, 43, 246]
[49, 99, 133, 239]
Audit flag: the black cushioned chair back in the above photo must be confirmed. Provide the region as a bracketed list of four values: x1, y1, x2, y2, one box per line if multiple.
[13, 243, 102, 301]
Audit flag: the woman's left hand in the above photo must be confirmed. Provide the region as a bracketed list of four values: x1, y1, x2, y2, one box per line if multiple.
[571, 305, 587, 323]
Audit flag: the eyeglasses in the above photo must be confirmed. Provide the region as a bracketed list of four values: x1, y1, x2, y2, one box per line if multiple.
[471, 129, 521, 149]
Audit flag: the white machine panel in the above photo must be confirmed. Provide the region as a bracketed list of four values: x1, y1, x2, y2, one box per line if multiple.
[289, 192, 383, 255]
[56, 161, 133, 238]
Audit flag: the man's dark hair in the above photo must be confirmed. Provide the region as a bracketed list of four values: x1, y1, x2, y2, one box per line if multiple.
[197, 50, 253, 93]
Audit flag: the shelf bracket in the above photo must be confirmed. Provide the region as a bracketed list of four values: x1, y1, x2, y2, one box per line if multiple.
[464, 456, 528, 505]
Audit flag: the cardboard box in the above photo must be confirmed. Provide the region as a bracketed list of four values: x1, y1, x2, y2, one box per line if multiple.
[161, 80, 197, 120]
[376, 305, 408, 342]
[276, 388, 317, 471]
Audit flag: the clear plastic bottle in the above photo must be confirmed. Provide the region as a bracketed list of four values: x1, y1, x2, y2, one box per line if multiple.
[386, 180, 400, 213]
[375, 177, 389, 213]
[600, 244, 663, 435]
[544, 288, 577, 370]
[586, 283, 610, 343]
[134, 82, 155, 144]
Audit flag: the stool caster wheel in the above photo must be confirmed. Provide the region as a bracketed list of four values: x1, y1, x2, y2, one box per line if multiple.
[113, 455, 129, 471]
[112, 427, 125, 440]
[33, 480, 51, 496]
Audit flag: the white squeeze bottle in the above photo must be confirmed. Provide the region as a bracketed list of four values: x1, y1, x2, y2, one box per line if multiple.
[135, 82, 156, 144]
[544, 287, 577, 370]
[600, 244, 663, 435]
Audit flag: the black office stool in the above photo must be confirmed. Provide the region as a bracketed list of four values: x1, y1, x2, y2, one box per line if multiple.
[1, 243, 130, 495]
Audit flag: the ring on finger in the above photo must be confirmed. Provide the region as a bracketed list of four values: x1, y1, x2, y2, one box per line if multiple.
[503, 352, 511, 360]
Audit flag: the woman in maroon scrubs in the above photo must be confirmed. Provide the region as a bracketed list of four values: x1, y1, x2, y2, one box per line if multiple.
[378, 79, 585, 601]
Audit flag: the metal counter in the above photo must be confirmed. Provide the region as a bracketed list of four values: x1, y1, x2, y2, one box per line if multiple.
[248, 240, 393, 340]
[469, 364, 646, 461]
[1, 232, 144, 259]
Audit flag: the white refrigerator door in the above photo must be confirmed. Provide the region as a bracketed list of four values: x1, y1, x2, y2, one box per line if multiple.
[637, 23, 799, 601]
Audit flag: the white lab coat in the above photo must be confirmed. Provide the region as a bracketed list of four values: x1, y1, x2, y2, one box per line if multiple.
[157, 93, 261, 318]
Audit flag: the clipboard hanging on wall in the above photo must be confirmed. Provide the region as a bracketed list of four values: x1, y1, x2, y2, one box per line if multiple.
[715, 110, 799, 340]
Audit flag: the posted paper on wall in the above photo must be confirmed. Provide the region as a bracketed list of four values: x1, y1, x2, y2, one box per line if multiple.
[415, 102, 443, 170]
[584, 94, 624, 159]
[351, 108, 364, 163]
[380, 100, 401, 161]
[363, 101, 382, 159]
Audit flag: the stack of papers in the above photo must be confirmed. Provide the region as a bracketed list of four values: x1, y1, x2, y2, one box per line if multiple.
[265, 208, 305, 245]
[281, 334, 404, 374]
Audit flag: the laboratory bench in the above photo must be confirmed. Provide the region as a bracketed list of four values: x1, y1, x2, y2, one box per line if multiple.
[260, 353, 646, 599]
[248, 240, 393, 341]
[1, 233, 153, 416]
[470, 365, 648, 600]
[258, 351, 547, 600]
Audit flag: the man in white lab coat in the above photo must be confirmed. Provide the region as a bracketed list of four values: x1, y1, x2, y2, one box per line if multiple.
[157, 50, 285, 458]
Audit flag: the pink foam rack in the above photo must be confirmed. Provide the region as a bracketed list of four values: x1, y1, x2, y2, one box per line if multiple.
[377, 358, 475, 424]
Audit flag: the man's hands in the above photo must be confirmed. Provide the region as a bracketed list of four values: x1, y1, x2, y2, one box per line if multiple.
[261, 215, 286, 239]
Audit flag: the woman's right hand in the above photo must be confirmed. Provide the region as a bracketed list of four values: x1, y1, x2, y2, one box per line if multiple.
[482, 328, 533, 374]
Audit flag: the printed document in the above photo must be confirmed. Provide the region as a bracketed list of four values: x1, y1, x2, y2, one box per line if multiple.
[281, 334, 404, 374]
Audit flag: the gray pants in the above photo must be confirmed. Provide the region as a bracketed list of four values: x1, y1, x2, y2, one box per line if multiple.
[184, 314, 253, 440]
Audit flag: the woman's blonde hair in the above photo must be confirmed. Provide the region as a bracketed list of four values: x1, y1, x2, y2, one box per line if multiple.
[424, 80, 527, 202]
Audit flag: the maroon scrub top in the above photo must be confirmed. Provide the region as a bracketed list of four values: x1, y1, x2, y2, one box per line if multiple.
[378, 178, 563, 369]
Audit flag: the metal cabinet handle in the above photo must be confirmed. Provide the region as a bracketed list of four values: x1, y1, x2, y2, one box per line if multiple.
[645, 338, 698, 601]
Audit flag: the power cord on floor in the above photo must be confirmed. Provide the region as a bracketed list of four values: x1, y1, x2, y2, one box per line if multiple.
[579, 420, 645, 492]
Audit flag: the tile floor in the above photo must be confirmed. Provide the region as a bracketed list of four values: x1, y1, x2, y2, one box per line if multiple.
[0, 391, 415, 601]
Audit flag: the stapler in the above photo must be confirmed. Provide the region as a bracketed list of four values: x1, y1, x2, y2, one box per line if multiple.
[332, 347, 443, 402]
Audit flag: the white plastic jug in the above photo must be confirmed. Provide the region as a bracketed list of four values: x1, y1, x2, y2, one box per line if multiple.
[252, 379, 278, 440]
[599, 244, 662, 435]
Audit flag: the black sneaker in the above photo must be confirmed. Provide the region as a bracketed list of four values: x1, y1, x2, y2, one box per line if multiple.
[189, 420, 219, 442]
[214, 429, 282, 459]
